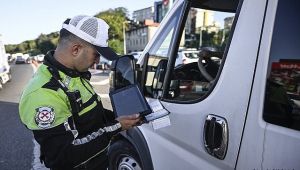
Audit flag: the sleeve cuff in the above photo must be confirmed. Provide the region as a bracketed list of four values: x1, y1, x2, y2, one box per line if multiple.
[103, 122, 122, 138]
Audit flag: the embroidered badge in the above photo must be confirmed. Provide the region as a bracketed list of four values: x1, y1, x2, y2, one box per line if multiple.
[35, 107, 55, 129]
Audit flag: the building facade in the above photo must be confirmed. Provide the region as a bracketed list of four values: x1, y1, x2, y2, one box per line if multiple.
[125, 21, 159, 53]
[132, 7, 154, 23]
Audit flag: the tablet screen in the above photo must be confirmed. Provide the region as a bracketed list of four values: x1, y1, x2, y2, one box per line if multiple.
[110, 85, 152, 117]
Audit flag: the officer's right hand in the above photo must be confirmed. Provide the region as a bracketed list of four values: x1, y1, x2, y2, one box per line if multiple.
[116, 114, 141, 130]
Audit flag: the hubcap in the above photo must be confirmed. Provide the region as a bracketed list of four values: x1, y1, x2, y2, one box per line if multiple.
[117, 156, 141, 170]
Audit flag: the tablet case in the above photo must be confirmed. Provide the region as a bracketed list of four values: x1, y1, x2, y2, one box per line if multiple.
[109, 84, 152, 117]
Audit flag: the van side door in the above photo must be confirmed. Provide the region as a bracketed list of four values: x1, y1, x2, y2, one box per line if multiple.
[138, 0, 269, 169]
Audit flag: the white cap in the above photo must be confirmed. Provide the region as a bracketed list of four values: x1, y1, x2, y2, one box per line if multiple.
[62, 15, 118, 60]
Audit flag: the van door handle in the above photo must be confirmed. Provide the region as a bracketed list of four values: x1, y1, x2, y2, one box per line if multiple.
[204, 114, 228, 160]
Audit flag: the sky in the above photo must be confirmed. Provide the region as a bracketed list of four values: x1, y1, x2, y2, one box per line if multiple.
[0, 0, 156, 45]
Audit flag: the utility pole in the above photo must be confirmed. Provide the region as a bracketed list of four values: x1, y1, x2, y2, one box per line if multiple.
[123, 21, 130, 54]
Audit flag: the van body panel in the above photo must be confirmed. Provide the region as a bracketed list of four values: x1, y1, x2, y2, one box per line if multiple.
[137, 0, 268, 169]
[109, 0, 300, 169]
[238, 0, 300, 169]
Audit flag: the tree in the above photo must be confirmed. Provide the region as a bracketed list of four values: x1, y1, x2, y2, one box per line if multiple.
[109, 39, 124, 54]
[35, 33, 59, 54]
[95, 7, 129, 54]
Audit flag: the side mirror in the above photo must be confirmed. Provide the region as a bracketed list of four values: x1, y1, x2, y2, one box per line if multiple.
[109, 55, 136, 92]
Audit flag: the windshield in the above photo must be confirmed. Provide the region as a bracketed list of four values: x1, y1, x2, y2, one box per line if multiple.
[142, 0, 238, 100]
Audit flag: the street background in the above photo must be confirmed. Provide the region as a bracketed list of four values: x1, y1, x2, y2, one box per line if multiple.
[0, 63, 112, 170]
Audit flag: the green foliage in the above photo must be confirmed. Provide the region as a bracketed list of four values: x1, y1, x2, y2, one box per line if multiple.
[5, 32, 59, 55]
[5, 7, 128, 55]
[109, 39, 124, 54]
[95, 7, 129, 54]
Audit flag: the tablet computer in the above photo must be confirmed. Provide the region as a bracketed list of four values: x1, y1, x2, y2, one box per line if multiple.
[109, 84, 152, 117]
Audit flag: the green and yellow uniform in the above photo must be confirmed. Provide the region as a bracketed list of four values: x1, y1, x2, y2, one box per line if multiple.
[19, 51, 121, 169]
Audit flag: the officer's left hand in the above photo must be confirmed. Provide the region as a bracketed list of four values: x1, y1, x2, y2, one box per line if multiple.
[116, 114, 141, 130]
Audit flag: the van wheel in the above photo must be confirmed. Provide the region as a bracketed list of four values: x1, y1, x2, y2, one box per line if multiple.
[108, 140, 142, 170]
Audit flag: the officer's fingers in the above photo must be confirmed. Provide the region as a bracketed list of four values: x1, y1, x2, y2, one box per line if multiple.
[120, 118, 141, 130]
[119, 119, 134, 130]
[129, 118, 142, 126]
[117, 114, 140, 121]
[123, 113, 140, 120]
[122, 118, 139, 126]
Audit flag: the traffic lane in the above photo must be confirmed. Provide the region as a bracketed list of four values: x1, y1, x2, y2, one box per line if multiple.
[0, 101, 33, 170]
[0, 63, 33, 103]
[90, 69, 112, 110]
[0, 63, 34, 170]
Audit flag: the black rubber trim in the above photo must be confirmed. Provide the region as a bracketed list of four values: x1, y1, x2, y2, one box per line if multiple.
[162, 1, 189, 98]
[234, 0, 269, 169]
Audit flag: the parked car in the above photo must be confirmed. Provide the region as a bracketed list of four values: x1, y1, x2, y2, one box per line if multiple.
[96, 56, 112, 70]
[36, 54, 45, 63]
[175, 49, 199, 66]
[6, 54, 14, 63]
[108, 0, 300, 169]
[0, 41, 12, 90]
[15, 55, 26, 64]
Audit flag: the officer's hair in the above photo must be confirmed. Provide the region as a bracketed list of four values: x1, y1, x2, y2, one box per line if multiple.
[58, 28, 92, 48]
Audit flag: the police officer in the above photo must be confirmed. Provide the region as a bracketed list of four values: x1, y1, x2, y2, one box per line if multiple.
[19, 15, 141, 170]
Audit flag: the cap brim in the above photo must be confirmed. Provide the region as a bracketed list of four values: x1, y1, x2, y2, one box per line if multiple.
[94, 46, 119, 61]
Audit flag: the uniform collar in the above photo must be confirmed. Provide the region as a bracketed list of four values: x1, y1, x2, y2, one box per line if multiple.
[43, 50, 91, 80]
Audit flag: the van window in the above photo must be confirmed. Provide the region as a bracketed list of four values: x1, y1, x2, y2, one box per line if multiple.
[263, 0, 300, 131]
[144, 3, 184, 97]
[164, 5, 236, 101]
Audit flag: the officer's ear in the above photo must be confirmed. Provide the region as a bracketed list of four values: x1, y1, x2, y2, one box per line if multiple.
[70, 43, 84, 57]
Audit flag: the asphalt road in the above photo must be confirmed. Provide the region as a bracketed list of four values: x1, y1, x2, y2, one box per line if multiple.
[0, 63, 34, 170]
[0, 63, 112, 170]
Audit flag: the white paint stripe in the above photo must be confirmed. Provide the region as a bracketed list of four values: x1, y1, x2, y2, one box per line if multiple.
[90, 78, 109, 85]
[98, 93, 109, 98]
[31, 63, 38, 73]
[89, 69, 103, 75]
[32, 139, 49, 170]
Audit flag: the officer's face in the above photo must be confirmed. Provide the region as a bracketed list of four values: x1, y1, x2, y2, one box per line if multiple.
[74, 44, 100, 72]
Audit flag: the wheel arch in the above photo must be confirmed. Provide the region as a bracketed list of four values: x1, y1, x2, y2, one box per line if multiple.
[111, 127, 154, 170]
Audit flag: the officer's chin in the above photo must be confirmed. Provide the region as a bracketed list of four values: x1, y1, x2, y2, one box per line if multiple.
[76, 67, 88, 73]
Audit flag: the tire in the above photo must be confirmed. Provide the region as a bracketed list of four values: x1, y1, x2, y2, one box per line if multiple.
[108, 140, 143, 170]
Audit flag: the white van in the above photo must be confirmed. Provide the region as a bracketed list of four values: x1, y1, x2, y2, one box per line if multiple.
[108, 0, 300, 169]
[0, 35, 12, 90]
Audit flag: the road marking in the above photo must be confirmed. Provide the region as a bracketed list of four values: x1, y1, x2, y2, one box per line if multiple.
[98, 93, 109, 98]
[32, 140, 49, 170]
[89, 69, 104, 75]
[90, 78, 109, 85]
[31, 63, 38, 72]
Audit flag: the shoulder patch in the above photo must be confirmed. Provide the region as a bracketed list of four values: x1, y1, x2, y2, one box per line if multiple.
[35, 107, 55, 129]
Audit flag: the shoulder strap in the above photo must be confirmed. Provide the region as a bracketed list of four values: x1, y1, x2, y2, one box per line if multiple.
[47, 66, 81, 122]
